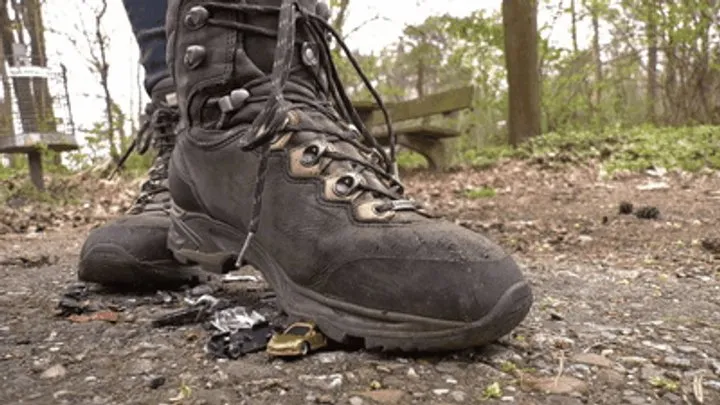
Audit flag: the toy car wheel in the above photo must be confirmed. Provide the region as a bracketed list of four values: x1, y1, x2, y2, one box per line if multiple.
[301, 342, 310, 356]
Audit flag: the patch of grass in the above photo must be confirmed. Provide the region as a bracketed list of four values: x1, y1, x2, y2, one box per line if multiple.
[0, 173, 81, 207]
[464, 187, 496, 199]
[500, 361, 518, 375]
[461, 145, 527, 169]
[481, 382, 503, 400]
[396, 150, 428, 170]
[650, 376, 679, 392]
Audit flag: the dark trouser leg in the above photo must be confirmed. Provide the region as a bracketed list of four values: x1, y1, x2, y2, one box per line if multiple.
[122, 0, 170, 95]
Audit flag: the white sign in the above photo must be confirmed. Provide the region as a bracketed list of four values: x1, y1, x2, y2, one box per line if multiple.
[7, 66, 51, 78]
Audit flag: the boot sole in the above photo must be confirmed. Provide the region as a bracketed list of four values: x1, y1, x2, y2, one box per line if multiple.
[168, 207, 533, 352]
[79, 243, 219, 290]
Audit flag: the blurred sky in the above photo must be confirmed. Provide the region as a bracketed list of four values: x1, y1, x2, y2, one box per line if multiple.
[35, 0, 592, 149]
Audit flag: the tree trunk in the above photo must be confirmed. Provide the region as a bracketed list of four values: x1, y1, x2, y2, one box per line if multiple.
[645, 0, 658, 124]
[94, 0, 118, 161]
[331, 0, 350, 36]
[590, 1, 603, 109]
[22, 0, 57, 134]
[570, 0, 579, 53]
[502, 0, 541, 146]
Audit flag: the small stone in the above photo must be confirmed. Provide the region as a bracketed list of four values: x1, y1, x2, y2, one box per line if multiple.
[597, 369, 625, 387]
[568, 364, 591, 376]
[129, 359, 154, 375]
[552, 337, 575, 350]
[549, 311, 565, 321]
[316, 352, 345, 364]
[435, 363, 461, 374]
[41, 364, 67, 379]
[623, 396, 646, 405]
[381, 376, 404, 388]
[299, 374, 343, 391]
[500, 397, 515, 402]
[317, 394, 334, 404]
[640, 365, 664, 381]
[53, 390, 74, 400]
[620, 356, 650, 366]
[407, 367, 419, 378]
[661, 393, 683, 404]
[573, 353, 614, 368]
[450, 390, 467, 402]
[578, 235, 593, 244]
[359, 389, 406, 404]
[148, 375, 166, 389]
[84, 376, 98, 383]
[642, 341, 674, 353]
[546, 396, 583, 405]
[528, 376, 588, 395]
[433, 389, 450, 395]
[31, 358, 51, 373]
[704, 380, 720, 392]
[349, 397, 364, 405]
[676, 346, 699, 354]
[660, 356, 692, 370]
[710, 360, 720, 376]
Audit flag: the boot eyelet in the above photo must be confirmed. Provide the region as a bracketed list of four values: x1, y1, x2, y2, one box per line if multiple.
[301, 42, 319, 67]
[184, 6, 210, 30]
[184, 45, 207, 70]
[333, 174, 361, 196]
[301, 143, 326, 167]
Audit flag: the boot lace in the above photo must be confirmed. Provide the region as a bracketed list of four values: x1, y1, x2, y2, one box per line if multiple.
[111, 103, 179, 214]
[199, 1, 417, 266]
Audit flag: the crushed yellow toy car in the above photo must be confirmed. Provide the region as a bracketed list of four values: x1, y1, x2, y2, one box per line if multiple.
[266, 321, 328, 357]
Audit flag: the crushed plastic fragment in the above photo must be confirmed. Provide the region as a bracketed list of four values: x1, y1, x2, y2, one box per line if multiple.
[223, 274, 260, 283]
[152, 295, 223, 328]
[210, 307, 266, 333]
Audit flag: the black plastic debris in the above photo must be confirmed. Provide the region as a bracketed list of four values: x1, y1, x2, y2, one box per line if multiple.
[206, 322, 277, 359]
[151, 295, 224, 328]
[56, 283, 93, 316]
[635, 206, 660, 220]
[619, 201, 634, 215]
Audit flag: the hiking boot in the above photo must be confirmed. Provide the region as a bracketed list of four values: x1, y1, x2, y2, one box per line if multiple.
[165, 0, 532, 351]
[78, 78, 212, 290]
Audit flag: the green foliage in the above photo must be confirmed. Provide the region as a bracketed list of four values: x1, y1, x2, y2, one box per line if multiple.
[464, 187, 497, 199]
[0, 173, 78, 206]
[457, 125, 720, 174]
[396, 150, 428, 170]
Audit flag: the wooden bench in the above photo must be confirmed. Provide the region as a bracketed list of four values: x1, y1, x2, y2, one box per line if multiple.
[353, 86, 475, 171]
[0, 63, 77, 190]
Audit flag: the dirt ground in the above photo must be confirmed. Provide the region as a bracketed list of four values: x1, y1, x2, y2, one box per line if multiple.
[1, 160, 719, 405]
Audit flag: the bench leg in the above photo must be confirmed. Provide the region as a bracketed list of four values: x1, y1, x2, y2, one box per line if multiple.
[399, 136, 450, 171]
[27, 151, 45, 190]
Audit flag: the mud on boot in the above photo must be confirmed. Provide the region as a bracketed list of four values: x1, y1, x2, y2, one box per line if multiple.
[78, 78, 214, 291]
[165, 0, 533, 351]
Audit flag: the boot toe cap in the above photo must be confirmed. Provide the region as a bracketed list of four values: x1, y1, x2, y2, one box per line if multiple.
[320, 221, 532, 323]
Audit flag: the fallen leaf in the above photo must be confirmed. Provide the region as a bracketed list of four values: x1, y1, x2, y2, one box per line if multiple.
[68, 311, 119, 324]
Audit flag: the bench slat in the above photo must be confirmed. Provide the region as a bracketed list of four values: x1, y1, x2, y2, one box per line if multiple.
[361, 86, 475, 127]
[371, 125, 460, 139]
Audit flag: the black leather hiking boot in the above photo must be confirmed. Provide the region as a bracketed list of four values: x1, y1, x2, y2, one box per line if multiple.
[78, 78, 213, 290]
[165, 0, 533, 351]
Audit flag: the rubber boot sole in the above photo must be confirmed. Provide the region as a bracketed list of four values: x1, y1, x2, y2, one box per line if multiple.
[79, 243, 219, 291]
[168, 206, 533, 352]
